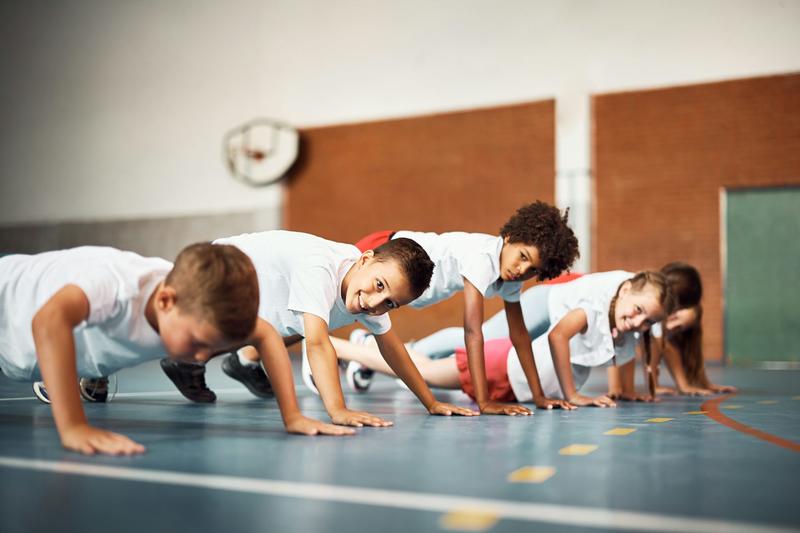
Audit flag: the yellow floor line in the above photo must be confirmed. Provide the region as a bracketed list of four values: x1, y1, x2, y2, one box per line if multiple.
[559, 444, 598, 456]
[604, 428, 637, 436]
[646, 418, 673, 423]
[439, 509, 499, 531]
[507, 466, 556, 484]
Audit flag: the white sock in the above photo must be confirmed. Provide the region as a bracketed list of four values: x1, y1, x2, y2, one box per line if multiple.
[237, 349, 260, 368]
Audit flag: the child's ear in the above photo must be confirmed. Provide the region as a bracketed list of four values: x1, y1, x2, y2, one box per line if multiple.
[359, 249, 375, 266]
[156, 285, 178, 311]
[618, 280, 631, 298]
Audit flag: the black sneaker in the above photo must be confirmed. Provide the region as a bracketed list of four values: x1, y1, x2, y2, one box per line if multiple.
[79, 377, 109, 402]
[160, 358, 217, 403]
[32, 381, 50, 404]
[221, 353, 274, 398]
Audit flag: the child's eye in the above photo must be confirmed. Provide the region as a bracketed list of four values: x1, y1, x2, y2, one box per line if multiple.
[635, 305, 644, 314]
[376, 280, 384, 290]
[387, 301, 397, 310]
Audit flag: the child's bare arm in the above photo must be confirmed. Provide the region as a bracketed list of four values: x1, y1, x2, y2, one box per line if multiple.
[303, 314, 392, 427]
[374, 329, 478, 417]
[248, 319, 354, 436]
[660, 341, 713, 396]
[505, 301, 573, 411]
[462, 281, 525, 415]
[33, 285, 145, 456]
[548, 309, 615, 407]
[609, 357, 652, 401]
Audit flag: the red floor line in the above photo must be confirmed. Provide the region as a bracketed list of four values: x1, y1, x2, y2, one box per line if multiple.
[701, 393, 800, 453]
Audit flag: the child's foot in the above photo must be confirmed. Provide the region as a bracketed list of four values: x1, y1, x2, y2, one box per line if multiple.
[300, 340, 320, 396]
[346, 361, 374, 393]
[344, 329, 374, 393]
[32, 381, 50, 404]
[79, 377, 109, 402]
[159, 358, 217, 403]
[221, 353, 273, 398]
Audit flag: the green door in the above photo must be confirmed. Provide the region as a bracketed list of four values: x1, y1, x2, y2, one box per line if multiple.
[725, 187, 800, 364]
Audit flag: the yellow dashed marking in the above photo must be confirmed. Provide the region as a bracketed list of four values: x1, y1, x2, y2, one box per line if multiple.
[507, 466, 556, 484]
[559, 444, 598, 456]
[757, 400, 778, 405]
[439, 509, 499, 531]
[684, 411, 707, 415]
[722, 405, 743, 409]
[793, 396, 800, 400]
[646, 418, 674, 423]
[604, 428, 637, 436]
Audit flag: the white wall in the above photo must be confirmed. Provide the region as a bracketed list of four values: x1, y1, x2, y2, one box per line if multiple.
[2, 0, 799, 268]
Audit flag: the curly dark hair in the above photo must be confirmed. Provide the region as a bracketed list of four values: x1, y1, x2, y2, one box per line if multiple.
[499, 201, 579, 280]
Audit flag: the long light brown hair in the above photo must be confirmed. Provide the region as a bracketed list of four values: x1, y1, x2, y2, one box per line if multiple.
[661, 262, 704, 384]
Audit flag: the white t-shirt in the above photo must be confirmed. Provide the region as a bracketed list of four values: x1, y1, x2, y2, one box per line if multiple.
[506, 271, 641, 401]
[0, 247, 171, 381]
[392, 231, 521, 309]
[214, 231, 390, 337]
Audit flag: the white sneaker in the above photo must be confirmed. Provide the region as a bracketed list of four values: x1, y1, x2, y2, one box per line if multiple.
[300, 339, 320, 395]
[344, 329, 375, 392]
[32, 381, 50, 404]
[348, 328, 371, 345]
[346, 361, 374, 393]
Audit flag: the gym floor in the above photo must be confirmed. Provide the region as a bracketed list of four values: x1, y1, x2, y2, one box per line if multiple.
[0, 358, 798, 533]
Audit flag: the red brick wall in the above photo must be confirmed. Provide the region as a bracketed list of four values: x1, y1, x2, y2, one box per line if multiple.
[593, 73, 800, 361]
[285, 101, 555, 340]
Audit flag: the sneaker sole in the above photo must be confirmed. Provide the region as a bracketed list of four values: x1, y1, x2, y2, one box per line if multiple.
[221, 358, 274, 399]
[32, 382, 50, 404]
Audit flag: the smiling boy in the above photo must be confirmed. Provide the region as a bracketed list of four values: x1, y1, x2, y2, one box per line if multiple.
[161, 230, 477, 426]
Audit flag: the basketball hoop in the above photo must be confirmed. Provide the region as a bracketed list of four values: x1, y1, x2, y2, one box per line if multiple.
[223, 118, 299, 187]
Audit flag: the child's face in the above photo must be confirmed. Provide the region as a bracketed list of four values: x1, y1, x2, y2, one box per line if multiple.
[499, 239, 541, 282]
[614, 283, 667, 334]
[344, 254, 415, 316]
[665, 306, 699, 334]
[154, 289, 238, 363]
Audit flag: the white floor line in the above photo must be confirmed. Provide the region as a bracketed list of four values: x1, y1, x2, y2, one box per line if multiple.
[0, 456, 793, 533]
[0, 388, 251, 402]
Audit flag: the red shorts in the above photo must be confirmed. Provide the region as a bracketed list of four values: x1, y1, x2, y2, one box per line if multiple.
[354, 230, 395, 252]
[455, 338, 516, 403]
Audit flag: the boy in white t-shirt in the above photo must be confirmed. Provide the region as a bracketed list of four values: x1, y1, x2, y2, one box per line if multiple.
[0, 243, 350, 456]
[161, 231, 477, 427]
[344, 202, 580, 415]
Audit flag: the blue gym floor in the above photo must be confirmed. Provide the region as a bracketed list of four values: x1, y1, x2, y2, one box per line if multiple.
[1, 358, 798, 533]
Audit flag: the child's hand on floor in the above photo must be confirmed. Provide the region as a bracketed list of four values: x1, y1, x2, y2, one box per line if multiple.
[61, 423, 146, 456]
[568, 393, 617, 408]
[428, 401, 479, 417]
[534, 397, 577, 410]
[285, 415, 356, 436]
[709, 384, 738, 393]
[618, 392, 657, 402]
[678, 386, 714, 396]
[656, 385, 678, 396]
[478, 400, 532, 416]
[330, 408, 393, 428]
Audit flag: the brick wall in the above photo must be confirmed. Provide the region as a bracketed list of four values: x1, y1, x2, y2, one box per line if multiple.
[593, 73, 800, 361]
[285, 101, 555, 340]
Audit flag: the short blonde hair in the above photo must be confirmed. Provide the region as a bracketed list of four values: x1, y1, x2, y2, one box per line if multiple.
[166, 242, 259, 341]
